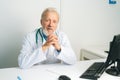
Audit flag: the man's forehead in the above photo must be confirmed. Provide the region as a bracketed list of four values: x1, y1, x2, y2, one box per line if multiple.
[42, 12, 59, 20]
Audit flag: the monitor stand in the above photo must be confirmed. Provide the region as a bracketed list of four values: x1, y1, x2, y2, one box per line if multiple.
[106, 65, 120, 76]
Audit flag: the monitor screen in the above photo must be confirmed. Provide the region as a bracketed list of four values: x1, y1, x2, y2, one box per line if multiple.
[105, 34, 120, 66]
[105, 34, 120, 76]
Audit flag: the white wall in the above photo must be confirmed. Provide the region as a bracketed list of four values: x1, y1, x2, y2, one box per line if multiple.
[61, 0, 120, 60]
[0, 0, 120, 68]
[0, 0, 60, 68]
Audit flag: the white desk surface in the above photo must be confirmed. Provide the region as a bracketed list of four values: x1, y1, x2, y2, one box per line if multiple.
[0, 59, 120, 80]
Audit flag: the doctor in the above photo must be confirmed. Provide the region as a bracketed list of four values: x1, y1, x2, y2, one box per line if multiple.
[18, 7, 77, 69]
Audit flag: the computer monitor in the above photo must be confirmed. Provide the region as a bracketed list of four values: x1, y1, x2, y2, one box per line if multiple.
[105, 34, 120, 76]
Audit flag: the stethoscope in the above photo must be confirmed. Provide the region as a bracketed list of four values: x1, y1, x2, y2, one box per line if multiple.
[36, 28, 44, 44]
[36, 28, 57, 44]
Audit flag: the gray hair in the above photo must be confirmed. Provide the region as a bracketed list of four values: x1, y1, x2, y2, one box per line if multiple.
[41, 7, 59, 20]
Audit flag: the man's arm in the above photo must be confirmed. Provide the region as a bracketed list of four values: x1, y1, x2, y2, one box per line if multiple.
[18, 33, 46, 69]
[56, 32, 77, 64]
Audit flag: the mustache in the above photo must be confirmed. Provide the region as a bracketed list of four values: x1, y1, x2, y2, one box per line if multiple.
[47, 27, 53, 29]
[43, 28, 54, 36]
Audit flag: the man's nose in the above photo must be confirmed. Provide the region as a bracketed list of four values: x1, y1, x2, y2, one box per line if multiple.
[49, 21, 53, 27]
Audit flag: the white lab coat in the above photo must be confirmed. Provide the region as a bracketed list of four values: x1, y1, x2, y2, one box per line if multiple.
[18, 27, 77, 69]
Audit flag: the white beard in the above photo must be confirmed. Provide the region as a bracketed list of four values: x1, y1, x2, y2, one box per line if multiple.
[43, 29, 49, 36]
[43, 28, 55, 36]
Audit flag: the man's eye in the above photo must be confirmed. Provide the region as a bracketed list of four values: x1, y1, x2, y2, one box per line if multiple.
[53, 20, 57, 23]
[45, 20, 49, 22]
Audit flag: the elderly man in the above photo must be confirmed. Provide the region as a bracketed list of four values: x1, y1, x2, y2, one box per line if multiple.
[18, 7, 77, 69]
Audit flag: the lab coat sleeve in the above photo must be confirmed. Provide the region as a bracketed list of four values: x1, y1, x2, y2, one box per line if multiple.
[57, 32, 77, 64]
[18, 33, 47, 69]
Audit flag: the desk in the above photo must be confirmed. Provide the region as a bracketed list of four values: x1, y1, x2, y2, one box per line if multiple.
[0, 59, 120, 80]
[80, 45, 109, 60]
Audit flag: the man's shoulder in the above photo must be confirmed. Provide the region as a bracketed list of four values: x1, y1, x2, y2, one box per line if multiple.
[24, 28, 39, 39]
[56, 30, 68, 38]
[27, 27, 41, 35]
[57, 30, 65, 35]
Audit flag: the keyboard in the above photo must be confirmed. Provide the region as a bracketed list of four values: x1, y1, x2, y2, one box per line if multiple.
[80, 62, 106, 79]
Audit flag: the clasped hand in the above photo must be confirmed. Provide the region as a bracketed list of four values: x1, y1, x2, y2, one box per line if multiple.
[42, 34, 61, 52]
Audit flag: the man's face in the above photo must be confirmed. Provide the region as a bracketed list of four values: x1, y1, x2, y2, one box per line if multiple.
[41, 12, 59, 35]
